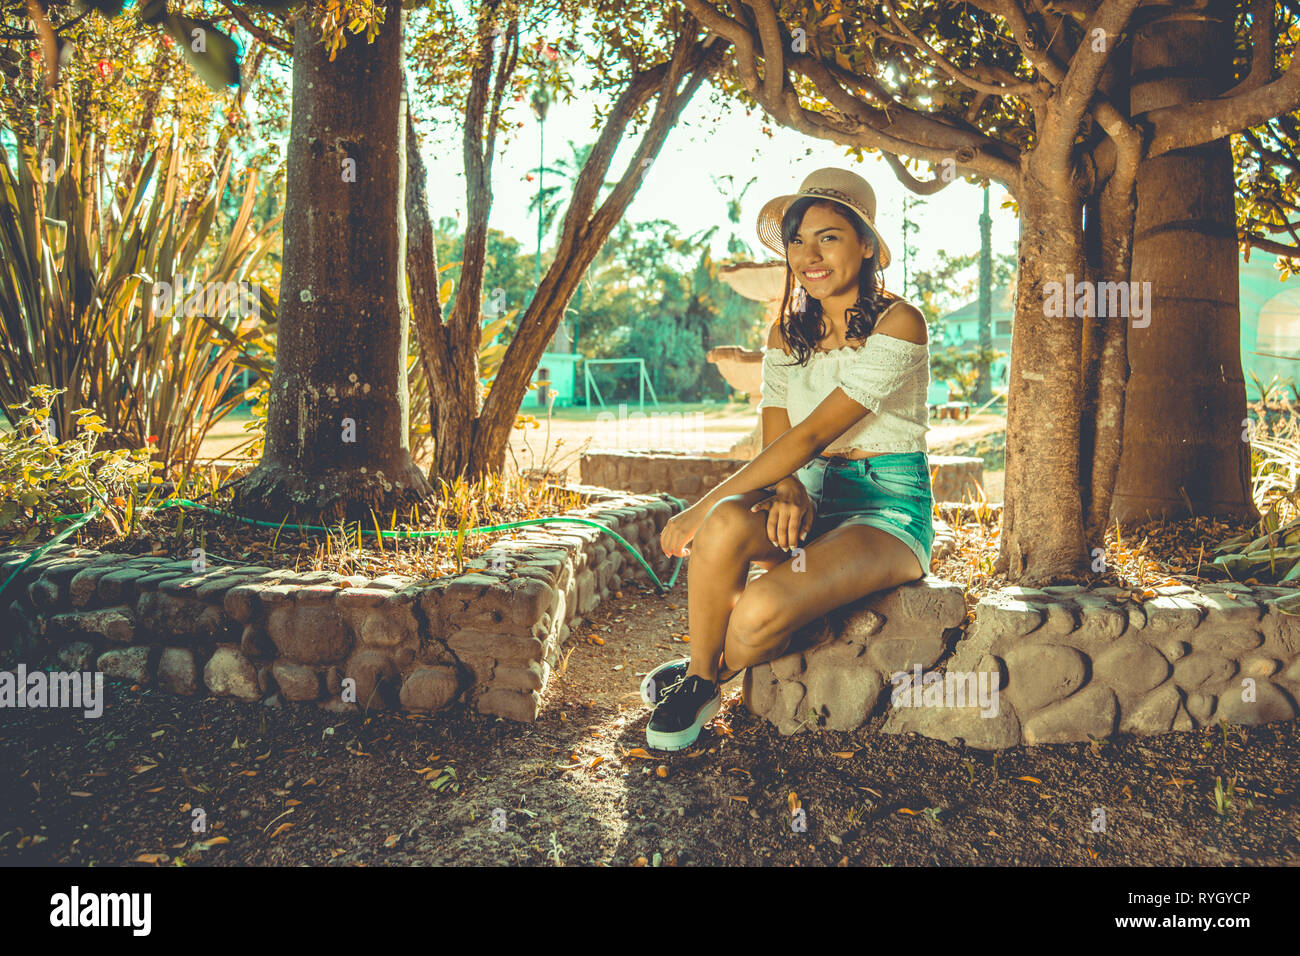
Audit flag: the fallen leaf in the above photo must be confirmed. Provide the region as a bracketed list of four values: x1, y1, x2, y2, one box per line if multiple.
[133, 853, 168, 864]
[383, 834, 401, 848]
[268, 823, 294, 840]
[590, 756, 604, 770]
[656, 765, 668, 778]
[1015, 775, 1041, 784]
[195, 836, 229, 849]
[239, 770, 259, 777]
[728, 795, 749, 803]
[131, 764, 157, 775]
[69, 791, 92, 798]
[623, 747, 652, 759]
[285, 799, 302, 807]
[831, 750, 857, 759]
[898, 808, 917, 815]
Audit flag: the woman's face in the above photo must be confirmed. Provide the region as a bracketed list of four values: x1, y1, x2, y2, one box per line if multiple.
[786, 202, 874, 301]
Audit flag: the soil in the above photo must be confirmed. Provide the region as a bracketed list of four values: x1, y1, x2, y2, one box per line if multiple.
[2, 577, 1297, 867]
[4, 506, 1300, 867]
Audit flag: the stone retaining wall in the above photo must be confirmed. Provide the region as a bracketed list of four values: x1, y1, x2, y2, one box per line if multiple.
[581, 450, 984, 505]
[746, 580, 1300, 748]
[0, 488, 681, 723]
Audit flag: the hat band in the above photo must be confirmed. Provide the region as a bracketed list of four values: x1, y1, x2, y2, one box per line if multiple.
[801, 186, 870, 219]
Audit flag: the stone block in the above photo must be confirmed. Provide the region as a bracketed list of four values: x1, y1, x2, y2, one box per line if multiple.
[344, 649, 400, 710]
[975, 593, 1045, 638]
[265, 604, 353, 665]
[47, 606, 135, 644]
[158, 648, 200, 696]
[1142, 596, 1205, 632]
[1172, 654, 1238, 693]
[1214, 682, 1298, 725]
[1002, 643, 1088, 713]
[97, 646, 155, 686]
[272, 662, 322, 702]
[1121, 682, 1184, 736]
[1021, 684, 1117, 744]
[68, 556, 133, 607]
[447, 629, 545, 664]
[1093, 642, 1171, 699]
[204, 647, 260, 701]
[476, 687, 541, 722]
[399, 667, 461, 712]
[490, 660, 546, 693]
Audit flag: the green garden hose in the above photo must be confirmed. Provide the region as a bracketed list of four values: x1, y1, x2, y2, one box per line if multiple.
[0, 498, 685, 603]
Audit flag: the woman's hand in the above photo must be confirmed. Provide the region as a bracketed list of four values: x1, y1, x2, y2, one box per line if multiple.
[661, 503, 708, 558]
[751, 478, 815, 551]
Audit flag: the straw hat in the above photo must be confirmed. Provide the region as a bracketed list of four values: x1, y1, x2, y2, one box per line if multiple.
[756, 167, 891, 270]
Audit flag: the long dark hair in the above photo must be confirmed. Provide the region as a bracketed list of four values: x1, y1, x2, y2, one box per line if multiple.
[773, 197, 898, 367]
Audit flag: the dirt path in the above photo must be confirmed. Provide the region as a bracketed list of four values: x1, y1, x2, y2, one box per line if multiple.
[3, 574, 1297, 867]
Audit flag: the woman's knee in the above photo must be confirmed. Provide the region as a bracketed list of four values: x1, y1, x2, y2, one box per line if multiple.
[695, 496, 765, 553]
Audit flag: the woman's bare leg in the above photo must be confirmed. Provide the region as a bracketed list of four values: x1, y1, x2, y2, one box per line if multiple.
[681, 491, 789, 683]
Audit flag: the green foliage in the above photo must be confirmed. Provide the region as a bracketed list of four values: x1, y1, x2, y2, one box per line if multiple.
[0, 93, 281, 485]
[0, 386, 161, 543]
[930, 344, 1005, 403]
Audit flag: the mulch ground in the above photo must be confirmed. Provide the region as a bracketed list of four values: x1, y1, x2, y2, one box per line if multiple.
[1, 583, 1297, 867]
[3, 491, 1299, 866]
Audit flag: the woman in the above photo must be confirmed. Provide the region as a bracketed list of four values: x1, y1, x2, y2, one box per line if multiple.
[643, 167, 935, 751]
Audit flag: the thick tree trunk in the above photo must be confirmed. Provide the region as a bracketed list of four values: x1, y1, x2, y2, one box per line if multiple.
[235, 0, 432, 522]
[1110, 0, 1258, 524]
[996, 172, 1091, 583]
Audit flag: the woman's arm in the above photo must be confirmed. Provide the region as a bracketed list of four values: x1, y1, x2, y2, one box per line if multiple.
[761, 406, 804, 493]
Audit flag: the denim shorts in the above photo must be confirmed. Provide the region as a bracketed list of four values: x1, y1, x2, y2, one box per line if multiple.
[793, 452, 935, 575]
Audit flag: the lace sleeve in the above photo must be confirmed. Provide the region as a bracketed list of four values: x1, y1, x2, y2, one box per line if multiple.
[756, 347, 791, 410]
[836, 335, 925, 414]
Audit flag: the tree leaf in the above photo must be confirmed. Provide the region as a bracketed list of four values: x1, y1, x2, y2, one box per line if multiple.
[163, 14, 241, 91]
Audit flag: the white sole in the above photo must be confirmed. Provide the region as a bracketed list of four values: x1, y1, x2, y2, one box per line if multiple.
[646, 695, 721, 752]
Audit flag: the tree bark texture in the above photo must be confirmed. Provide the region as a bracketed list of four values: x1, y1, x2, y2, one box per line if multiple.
[236, 0, 432, 522]
[996, 169, 1091, 583]
[1111, 0, 1259, 524]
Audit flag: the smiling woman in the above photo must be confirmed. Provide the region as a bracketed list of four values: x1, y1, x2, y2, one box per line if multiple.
[644, 167, 936, 753]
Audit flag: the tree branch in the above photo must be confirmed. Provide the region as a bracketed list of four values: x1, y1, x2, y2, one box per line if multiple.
[215, 0, 292, 55]
[1145, 55, 1300, 158]
[880, 0, 1037, 97]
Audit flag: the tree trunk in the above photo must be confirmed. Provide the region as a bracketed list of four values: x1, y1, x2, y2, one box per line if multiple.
[975, 184, 993, 404]
[1110, 0, 1258, 524]
[996, 171, 1090, 583]
[235, 0, 432, 522]
[404, 81, 481, 485]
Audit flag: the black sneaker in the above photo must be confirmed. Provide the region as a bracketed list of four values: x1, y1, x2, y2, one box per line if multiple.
[641, 658, 743, 704]
[646, 675, 721, 752]
[640, 658, 690, 705]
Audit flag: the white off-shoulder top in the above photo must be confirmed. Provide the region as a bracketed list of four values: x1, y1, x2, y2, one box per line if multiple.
[756, 330, 931, 455]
